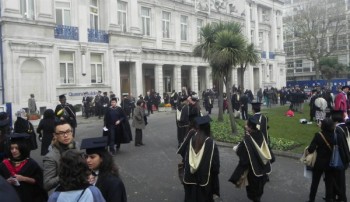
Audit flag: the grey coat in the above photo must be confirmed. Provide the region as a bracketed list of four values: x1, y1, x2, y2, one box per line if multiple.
[43, 142, 78, 191]
[132, 106, 145, 129]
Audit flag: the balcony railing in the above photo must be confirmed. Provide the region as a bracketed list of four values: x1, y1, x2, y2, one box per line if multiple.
[54, 25, 79, 40]
[269, 52, 275, 59]
[88, 29, 109, 43]
[261, 51, 266, 59]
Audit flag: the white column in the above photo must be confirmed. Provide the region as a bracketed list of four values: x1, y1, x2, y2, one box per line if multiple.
[271, 10, 278, 52]
[154, 64, 164, 97]
[78, 1, 88, 42]
[190, 66, 198, 94]
[114, 59, 121, 99]
[253, 3, 259, 47]
[173, 65, 182, 92]
[245, 3, 251, 43]
[206, 66, 213, 90]
[175, 13, 181, 51]
[248, 65, 254, 91]
[279, 12, 284, 50]
[155, 8, 162, 48]
[265, 32, 270, 59]
[135, 61, 143, 97]
[130, 0, 140, 34]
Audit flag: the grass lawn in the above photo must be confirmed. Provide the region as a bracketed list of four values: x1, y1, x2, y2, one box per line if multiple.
[212, 103, 319, 153]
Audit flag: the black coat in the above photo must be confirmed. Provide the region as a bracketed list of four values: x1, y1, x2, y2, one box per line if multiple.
[95, 173, 127, 202]
[104, 107, 132, 144]
[0, 158, 47, 202]
[36, 118, 55, 156]
[307, 131, 333, 170]
[54, 104, 77, 128]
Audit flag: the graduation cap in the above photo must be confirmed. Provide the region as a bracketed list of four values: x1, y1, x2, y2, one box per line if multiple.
[7, 133, 31, 140]
[331, 109, 344, 121]
[195, 115, 212, 125]
[81, 136, 108, 155]
[58, 94, 66, 99]
[247, 116, 260, 130]
[0, 112, 9, 127]
[251, 101, 262, 106]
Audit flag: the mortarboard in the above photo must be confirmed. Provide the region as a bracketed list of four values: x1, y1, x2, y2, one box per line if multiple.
[251, 101, 262, 106]
[81, 136, 108, 154]
[195, 115, 212, 125]
[0, 112, 9, 127]
[7, 133, 31, 146]
[248, 116, 260, 125]
[58, 94, 66, 99]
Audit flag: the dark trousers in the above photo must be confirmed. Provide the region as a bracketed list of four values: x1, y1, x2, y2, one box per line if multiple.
[309, 169, 333, 201]
[108, 125, 121, 152]
[241, 106, 248, 120]
[135, 129, 143, 145]
[177, 125, 188, 148]
[95, 104, 102, 118]
[147, 104, 153, 115]
[333, 169, 347, 202]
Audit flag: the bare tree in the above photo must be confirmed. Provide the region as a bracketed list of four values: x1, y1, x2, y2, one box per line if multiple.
[284, 0, 346, 79]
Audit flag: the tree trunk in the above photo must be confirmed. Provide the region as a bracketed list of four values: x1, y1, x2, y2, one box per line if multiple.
[240, 65, 245, 90]
[225, 80, 237, 135]
[217, 77, 224, 122]
[314, 59, 320, 80]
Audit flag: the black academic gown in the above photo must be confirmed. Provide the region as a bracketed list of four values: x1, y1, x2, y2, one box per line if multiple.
[0, 158, 47, 202]
[182, 133, 220, 202]
[229, 131, 271, 202]
[95, 173, 127, 202]
[54, 103, 77, 129]
[252, 113, 269, 144]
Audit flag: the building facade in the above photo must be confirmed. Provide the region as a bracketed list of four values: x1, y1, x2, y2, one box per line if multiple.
[0, 0, 285, 112]
[283, 0, 350, 83]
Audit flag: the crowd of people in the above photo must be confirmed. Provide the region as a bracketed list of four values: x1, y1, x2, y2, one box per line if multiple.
[0, 83, 349, 202]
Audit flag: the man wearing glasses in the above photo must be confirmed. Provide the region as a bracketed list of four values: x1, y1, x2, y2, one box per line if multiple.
[43, 119, 78, 191]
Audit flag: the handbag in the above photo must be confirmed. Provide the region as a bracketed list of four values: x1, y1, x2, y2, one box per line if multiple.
[300, 147, 317, 168]
[329, 132, 344, 169]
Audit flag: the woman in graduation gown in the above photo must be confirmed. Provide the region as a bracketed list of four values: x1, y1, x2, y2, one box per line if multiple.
[81, 136, 127, 202]
[229, 116, 272, 202]
[0, 133, 47, 202]
[180, 115, 220, 202]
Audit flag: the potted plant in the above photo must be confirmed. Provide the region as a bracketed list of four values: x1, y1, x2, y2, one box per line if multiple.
[27, 113, 41, 120]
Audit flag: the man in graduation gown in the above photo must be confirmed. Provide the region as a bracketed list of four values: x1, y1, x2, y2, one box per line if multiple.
[55, 94, 77, 136]
[251, 102, 270, 145]
[229, 116, 272, 202]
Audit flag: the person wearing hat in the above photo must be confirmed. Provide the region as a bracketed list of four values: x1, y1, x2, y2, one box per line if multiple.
[203, 91, 213, 115]
[178, 115, 221, 202]
[82, 92, 92, 119]
[309, 89, 319, 121]
[36, 109, 55, 156]
[251, 101, 270, 145]
[0, 112, 11, 161]
[95, 91, 103, 119]
[334, 85, 349, 120]
[132, 99, 146, 146]
[121, 93, 131, 120]
[43, 119, 78, 191]
[104, 97, 131, 154]
[102, 92, 110, 115]
[28, 94, 37, 115]
[81, 137, 127, 202]
[0, 133, 48, 202]
[330, 110, 350, 202]
[54, 94, 77, 136]
[229, 116, 272, 202]
[48, 150, 105, 202]
[14, 109, 37, 150]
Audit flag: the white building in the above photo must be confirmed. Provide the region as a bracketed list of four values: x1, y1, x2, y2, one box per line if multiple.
[0, 0, 285, 112]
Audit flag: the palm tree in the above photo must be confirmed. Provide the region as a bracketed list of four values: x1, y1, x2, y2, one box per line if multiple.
[194, 22, 245, 135]
[238, 43, 260, 90]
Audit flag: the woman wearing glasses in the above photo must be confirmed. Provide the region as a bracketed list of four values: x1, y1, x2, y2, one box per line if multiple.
[43, 119, 78, 192]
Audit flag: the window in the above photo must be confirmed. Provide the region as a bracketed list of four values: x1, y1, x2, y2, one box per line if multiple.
[90, 0, 99, 29]
[118, 1, 127, 32]
[141, 7, 151, 36]
[90, 53, 103, 84]
[180, 15, 188, 41]
[21, 0, 35, 19]
[59, 51, 74, 84]
[55, 1, 71, 25]
[162, 11, 170, 38]
[197, 19, 203, 42]
[296, 60, 302, 67]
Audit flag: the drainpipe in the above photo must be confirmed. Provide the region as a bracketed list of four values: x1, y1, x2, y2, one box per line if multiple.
[0, 25, 4, 104]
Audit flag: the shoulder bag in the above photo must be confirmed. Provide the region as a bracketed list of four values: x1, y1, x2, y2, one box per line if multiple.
[329, 132, 344, 170]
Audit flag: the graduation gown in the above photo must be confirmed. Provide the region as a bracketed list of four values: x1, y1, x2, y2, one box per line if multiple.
[0, 158, 47, 202]
[95, 173, 127, 202]
[54, 104, 77, 128]
[229, 131, 271, 202]
[182, 134, 220, 202]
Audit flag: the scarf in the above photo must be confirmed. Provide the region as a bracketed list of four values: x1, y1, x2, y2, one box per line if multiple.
[250, 136, 271, 165]
[188, 138, 208, 174]
[3, 158, 28, 176]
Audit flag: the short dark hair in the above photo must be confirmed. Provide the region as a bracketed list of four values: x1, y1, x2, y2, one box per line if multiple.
[321, 118, 334, 133]
[111, 97, 118, 102]
[54, 118, 72, 130]
[136, 99, 144, 106]
[59, 150, 90, 190]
